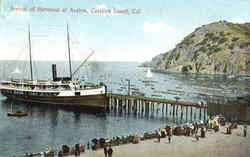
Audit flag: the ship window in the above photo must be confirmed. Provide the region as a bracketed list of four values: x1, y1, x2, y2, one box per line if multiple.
[75, 92, 80, 96]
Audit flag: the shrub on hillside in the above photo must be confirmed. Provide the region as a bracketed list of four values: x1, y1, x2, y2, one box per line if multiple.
[232, 37, 239, 42]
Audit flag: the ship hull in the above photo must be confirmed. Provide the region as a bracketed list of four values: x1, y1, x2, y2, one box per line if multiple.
[2, 92, 108, 109]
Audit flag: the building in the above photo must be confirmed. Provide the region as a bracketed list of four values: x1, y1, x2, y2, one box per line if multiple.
[208, 96, 250, 122]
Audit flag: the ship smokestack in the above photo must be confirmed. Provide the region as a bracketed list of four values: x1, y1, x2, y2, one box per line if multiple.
[52, 64, 57, 81]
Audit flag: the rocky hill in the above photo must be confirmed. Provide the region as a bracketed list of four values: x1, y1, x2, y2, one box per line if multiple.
[139, 53, 164, 67]
[148, 21, 250, 74]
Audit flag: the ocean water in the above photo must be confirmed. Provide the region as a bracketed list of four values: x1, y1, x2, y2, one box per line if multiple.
[0, 61, 250, 156]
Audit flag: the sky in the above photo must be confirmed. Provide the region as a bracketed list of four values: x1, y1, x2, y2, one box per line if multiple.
[0, 0, 249, 62]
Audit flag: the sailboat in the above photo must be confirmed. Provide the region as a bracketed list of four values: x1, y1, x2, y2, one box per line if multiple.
[11, 67, 21, 74]
[146, 67, 152, 78]
[0, 25, 108, 109]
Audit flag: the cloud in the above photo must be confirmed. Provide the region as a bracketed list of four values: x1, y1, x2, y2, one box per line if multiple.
[229, 17, 245, 24]
[142, 22, 175, 33]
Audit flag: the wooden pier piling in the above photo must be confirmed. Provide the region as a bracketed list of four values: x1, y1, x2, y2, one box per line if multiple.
[173, 105, 175, 117]
[107, 93, 208, 121]
[170, 104, 172, 116]
[190, 106, 193, 121]
[134, 99, 137, 114]
[204, 108, 206, 121]
[186, 106, 188, 121]
[181, 106, 183, 121]
[194, 107, 197, 121]
[176, 105, 179, 117]
[162, 103, 164, 114]
[166, 104, 168, 116]
[199, 107, 202, 120]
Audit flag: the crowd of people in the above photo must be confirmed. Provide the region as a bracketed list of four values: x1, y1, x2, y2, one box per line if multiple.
[21, 115, 248, 157]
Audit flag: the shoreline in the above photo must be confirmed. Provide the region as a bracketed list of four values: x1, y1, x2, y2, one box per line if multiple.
[151, 69, 250, 77]
[67, 124, 250, 157]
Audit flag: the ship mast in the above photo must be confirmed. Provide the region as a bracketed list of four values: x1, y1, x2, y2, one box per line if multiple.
[67, 24, 73, 80]
[28, 24, 33, 81]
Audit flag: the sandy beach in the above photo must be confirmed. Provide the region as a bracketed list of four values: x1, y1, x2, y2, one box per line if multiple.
[68, 125, 250, 157]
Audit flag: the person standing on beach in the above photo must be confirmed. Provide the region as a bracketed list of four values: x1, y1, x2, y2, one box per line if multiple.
[244, 125, 247, 137]
[168, 127, 172, 143]
[81, 144, 85, 153]
[108, 146, 113, 157]
[158, 129, 161, 142]
[87, 141, 90, 150]
[74, 149, 78, 157]
[58, 150, 63, 157]
[104, 146, 108, 157]
[195, 133, 199, 141]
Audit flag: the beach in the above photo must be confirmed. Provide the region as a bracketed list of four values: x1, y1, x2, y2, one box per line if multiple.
[68, 125, 250, 157]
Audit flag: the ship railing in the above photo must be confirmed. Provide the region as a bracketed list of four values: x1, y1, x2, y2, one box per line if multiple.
[1, 84, 104, 92]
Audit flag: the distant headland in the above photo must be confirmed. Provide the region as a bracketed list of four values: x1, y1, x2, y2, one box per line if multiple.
[141, 21, 250, 75]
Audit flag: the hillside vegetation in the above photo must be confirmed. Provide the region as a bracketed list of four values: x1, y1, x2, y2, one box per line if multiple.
[148, 21, 250, 74]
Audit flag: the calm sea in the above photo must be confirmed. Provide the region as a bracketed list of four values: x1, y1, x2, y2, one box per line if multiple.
[0, 61, 250, 156]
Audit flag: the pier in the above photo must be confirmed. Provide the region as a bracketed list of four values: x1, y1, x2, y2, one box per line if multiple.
[106, 93, 208, 122]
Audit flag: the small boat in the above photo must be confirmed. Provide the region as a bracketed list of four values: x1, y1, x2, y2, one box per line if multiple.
[151, 94, 162, 97]
[130, 88, 139, 91]
[7, 111, 28, 117]
[131, 91, 145, 97]
[7, 103, 27, 117]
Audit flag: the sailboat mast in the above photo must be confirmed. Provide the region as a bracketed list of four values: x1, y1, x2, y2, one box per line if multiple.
[28, 25, 33, 81]
[67, 24, 73, 80]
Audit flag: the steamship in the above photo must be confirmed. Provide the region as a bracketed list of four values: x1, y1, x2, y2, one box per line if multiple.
[0, 25, 108, 109]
